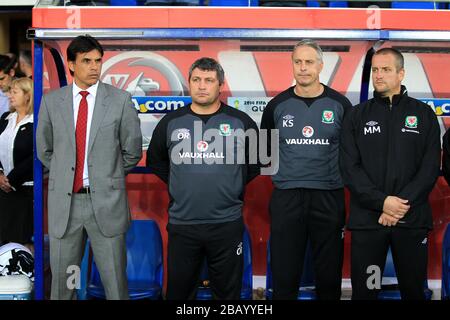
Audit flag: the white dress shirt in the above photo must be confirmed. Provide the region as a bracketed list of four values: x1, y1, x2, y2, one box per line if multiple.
[0, 112, 34, 186]
[72, 81, 99, 188]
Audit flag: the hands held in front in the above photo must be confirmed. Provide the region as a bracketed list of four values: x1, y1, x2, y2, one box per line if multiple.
[0, 173, 13, 193]
[379, 196, 411, 227]
[378, 212, 399, 226]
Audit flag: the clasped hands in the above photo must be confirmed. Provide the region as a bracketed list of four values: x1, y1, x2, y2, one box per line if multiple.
[379, 196, 410, 227]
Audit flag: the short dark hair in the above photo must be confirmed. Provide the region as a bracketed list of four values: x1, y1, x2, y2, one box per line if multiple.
[0, 54, 15, 74]
[66, 35, 104, 76]
[67, 35, 104, 62]
[373, 48, 404, 71]
[188, 57, 225, 85]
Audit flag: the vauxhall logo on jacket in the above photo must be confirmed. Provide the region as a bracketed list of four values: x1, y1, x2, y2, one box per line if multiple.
[170, 121, 248, 165]
[285, 125, 330, 145]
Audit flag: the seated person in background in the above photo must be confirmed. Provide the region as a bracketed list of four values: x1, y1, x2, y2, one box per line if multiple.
[0, 77, 34, 253]
[5, 53, 25, 79]
[19, 50, 33, 79]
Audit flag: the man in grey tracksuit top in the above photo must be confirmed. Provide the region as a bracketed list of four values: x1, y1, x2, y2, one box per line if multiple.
[147, 57, 259, 300]
[261, 40, 351, 300]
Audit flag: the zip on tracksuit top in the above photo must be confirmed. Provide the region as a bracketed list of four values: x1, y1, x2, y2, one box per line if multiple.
[340, 86, 441, 230]
[147, 102, 260, 225]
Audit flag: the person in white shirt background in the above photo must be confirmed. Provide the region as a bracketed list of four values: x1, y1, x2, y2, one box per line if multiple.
[0, 77, 34, 253]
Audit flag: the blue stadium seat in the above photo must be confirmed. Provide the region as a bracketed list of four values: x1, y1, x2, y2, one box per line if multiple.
[378, 247, 432, 300]
[80, 219, 163, 300]
[329, 1, 347, 7]
[307, 1, 348, 7]
[196, 228, 253, 300]
[442, 223, 450, 300]
[266, 238, 316, 300]
[209, 0, 259, 6]
[110, 0, 139, 5]
[307, 1, 322, 6]
[391, 2, 446, 9]
[144, 0, 202, 4]
[261, 0, 306, 5]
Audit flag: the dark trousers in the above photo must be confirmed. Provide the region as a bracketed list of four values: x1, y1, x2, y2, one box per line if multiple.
[270, 188, 345, 300]
[166, 218, 244, 300]
[351, 227, 429, 300]
[0, 185, 33, 245]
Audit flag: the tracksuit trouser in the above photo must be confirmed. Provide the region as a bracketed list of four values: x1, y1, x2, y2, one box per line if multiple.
[351, 227, 429, 300]
[270, 188, 346, 300]
[166, 217, 244, 300]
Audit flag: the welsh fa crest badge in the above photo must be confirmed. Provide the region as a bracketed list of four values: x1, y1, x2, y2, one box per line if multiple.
[322, 110, 334, 124]
[405, 116, 418, 129]
[219, 123, 232, 136]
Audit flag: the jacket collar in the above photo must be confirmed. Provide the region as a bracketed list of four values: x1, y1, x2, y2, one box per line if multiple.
[6, 112, 33, 125]
[373, 85, 408, 106]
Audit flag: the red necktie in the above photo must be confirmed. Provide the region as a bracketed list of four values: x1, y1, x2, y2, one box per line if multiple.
[73, 91, 89, 193]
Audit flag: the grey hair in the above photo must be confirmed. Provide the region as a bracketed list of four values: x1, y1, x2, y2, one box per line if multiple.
[292, 39, 324, 63]
[188, 57, 225, 85]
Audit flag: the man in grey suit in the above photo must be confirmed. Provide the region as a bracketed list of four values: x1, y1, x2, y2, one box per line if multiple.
[36, 35, 142, 300]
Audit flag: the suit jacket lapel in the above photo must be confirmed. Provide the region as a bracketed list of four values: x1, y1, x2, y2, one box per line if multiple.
[59, 85, 76, 151]
[88, 82, 108, 156]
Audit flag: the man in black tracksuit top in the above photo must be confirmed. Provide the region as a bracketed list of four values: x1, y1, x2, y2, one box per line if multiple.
[147, 57, 259, 300]
[442, 131, 450, 186]
[261, 40, 352, 300]
[340, 48, 440, 300]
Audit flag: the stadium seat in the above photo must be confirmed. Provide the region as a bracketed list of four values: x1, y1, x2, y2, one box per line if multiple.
[110, 0, 139, 5]
[260, 0, 306, 6]
[442, 223, 450, 300]
[307, 1, 348, 7]
[329, 1, 347, 7]
[266, 238, 316, 300]
[144, 0, 201, 5]
[208, 0, 259, 6]
[306, 1, 321, 6]
[196, 228, 253, 300]
[81, 219, 163, 300]
[65, 0, 110, 5]
[378, 247, 433, 300]
[391, 2, 446, 9]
